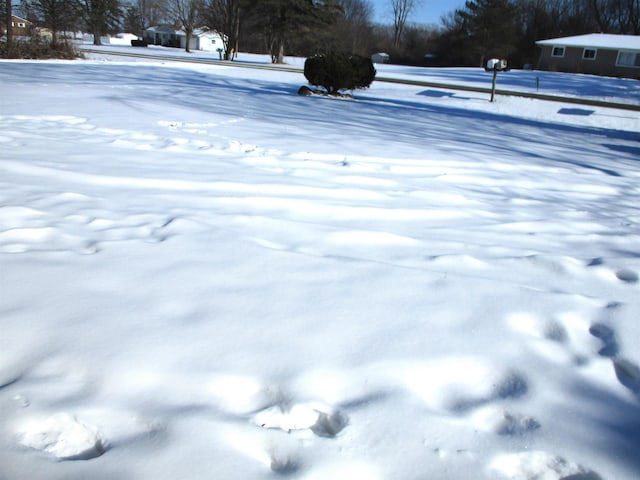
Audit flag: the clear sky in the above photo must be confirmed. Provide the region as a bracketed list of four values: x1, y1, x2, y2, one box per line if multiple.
[370, 0, 466, 27]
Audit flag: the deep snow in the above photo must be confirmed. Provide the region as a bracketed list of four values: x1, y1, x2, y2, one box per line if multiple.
[0, 52, 639, 480]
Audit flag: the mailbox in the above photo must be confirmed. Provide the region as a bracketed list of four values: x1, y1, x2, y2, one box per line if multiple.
[485, 58, 508, 72]
[485, 58, 508, 102]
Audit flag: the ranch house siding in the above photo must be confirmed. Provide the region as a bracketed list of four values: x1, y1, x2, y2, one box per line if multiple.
[538, 46, 628, 76]
[1, 15, 33, 37]
[536, 34, 640, 79]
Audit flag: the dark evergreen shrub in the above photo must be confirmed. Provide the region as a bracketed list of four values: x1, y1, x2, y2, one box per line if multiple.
[348, 55, 376, 90]
[304, 52, 376, 95]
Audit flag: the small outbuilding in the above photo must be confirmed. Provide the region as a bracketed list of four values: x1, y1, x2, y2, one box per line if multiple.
[371, 52, 390, 64]
[536, 33, 640, 78]
[182, 28, 225, 53]
[107, 33, 140, 46]
[143, 25, 225, 52]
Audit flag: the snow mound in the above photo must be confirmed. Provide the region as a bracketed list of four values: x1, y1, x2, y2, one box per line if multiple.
[490, 451, 602, 480]
[19, 413, 106, 460]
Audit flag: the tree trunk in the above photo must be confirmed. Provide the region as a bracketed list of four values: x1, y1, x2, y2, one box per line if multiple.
[185, 30, 191, 52]
[93, 26, 102, 45]
[5, 0, 12, 49]
[232, 7, 240, 61]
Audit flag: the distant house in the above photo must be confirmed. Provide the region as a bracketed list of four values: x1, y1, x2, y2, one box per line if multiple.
[143, 25, 225, 52]
[1, 15, 33, 37]
[536, 33, 640, 78]
[184, 28, 225, 53]
[143, 25, 181, 48]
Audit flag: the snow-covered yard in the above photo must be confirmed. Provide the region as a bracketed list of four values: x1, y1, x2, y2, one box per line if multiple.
[0, 54, 639, 480]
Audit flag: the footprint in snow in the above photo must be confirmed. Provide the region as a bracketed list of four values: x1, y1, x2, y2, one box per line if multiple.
[268, 454, 300, 475]
[613, 358, 640, 396]
[507, 312, 569, 346]
[489, 450, 602, 480]
[253, 402, 348, 438]
[221, 422, 302, 475]
[588, 322, 619, 358]
[402, 358, 529, 415]
[615, 268, 638, 284]
[588, 303, 640, 396]
[470, 406, 540, 436]
[447, 370, 529, 414]
[586, 258, 638, 284]
[206, 374, 286, 416]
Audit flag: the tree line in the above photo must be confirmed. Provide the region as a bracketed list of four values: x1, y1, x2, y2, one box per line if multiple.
[437, 0, 640, 68]
[3, 0, 639, 67]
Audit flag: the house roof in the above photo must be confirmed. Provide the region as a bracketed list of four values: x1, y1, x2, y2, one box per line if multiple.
[11, 15, 32, 24]
[144, 25, 224, 39]
[536, 33, 640, 51]
[193, 28, 223, 38]
[145, 25, 181, 34]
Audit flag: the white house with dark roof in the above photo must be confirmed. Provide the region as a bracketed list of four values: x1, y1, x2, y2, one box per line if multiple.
[536, 33, 640, 78]
[143, 25, 182, 47]
[143, 25, 225, 52]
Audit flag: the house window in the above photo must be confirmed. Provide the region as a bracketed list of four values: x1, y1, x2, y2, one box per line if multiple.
[616, 51, 640, 68]
[552, 46, 565, 57]
[583, 48, 597, 60]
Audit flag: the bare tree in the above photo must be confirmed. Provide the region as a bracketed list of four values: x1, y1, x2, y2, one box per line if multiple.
[168, 0, 202, 52]
[627, 0, 640, 33]
[202, 0, 240, 59]
[137, 0, 169, 27]
[123, 0, 170, 36]
[390, 0, 420, 48]
[336, 0, 374, 54]
[589, 0, 640, 33]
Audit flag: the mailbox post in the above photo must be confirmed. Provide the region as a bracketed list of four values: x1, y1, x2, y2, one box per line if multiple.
[484, 58, 508, 102]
